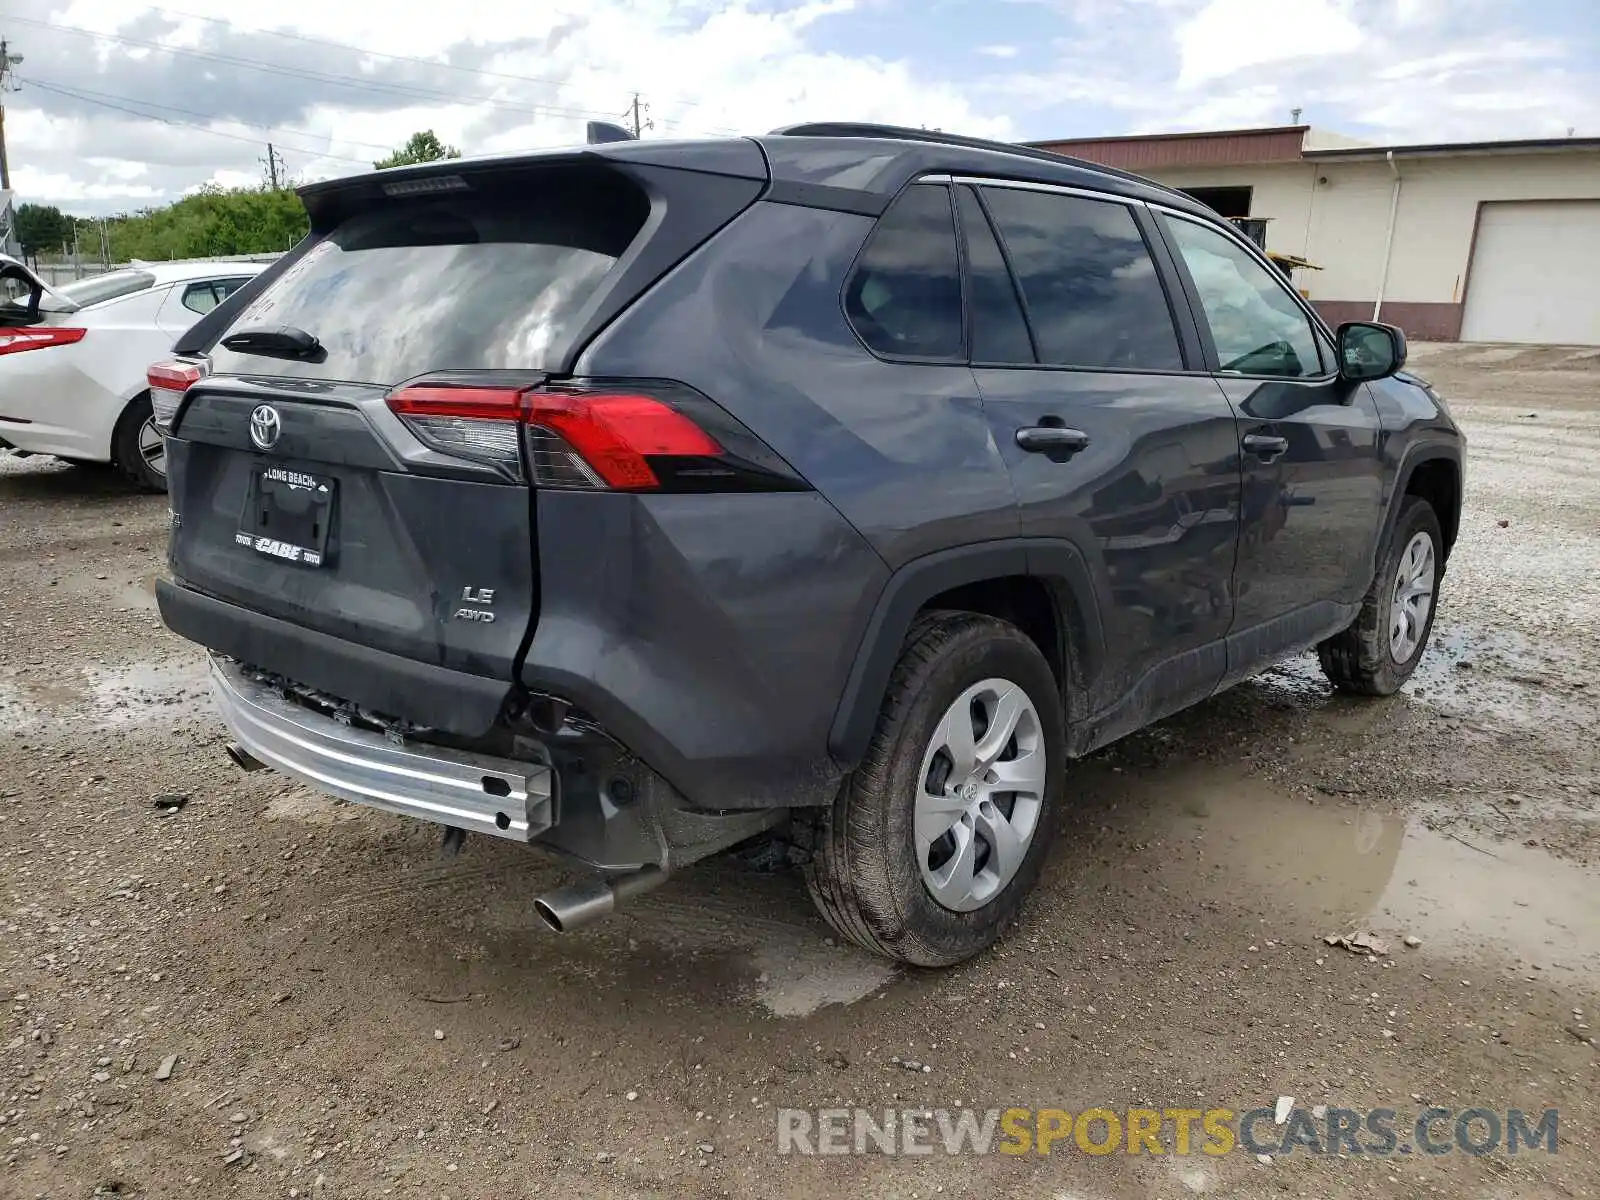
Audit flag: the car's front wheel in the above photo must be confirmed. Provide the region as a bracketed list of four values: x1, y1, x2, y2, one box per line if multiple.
[1318, 496, 1444, 695]
[803, 611, 1063, 966]
[111, 394, 167, 493]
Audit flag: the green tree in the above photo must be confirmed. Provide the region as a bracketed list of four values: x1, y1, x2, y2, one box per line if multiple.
[13, 203, 75, 255]
[374, 129, 463, 170]
[101, 186, 309, 262]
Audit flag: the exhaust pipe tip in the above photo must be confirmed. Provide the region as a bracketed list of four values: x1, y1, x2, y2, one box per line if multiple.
[225, 742, 266, 772]
[534, 866, 667, 934]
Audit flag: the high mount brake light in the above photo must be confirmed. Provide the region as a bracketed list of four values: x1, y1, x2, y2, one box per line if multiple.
[147, 359, 209, 432]
[0, 327, 87, 356]
[386, 383, 724, 490]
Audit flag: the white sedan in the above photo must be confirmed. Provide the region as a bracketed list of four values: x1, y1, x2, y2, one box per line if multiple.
[0, 255, 270, 490]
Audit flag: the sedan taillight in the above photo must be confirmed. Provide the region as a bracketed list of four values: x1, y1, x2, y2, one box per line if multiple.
[147, 359, 209, 432]
[0, 327, 87, 356]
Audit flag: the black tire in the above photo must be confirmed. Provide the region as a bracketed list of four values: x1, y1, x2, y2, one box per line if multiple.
[803, 611, 1064, 967]
[1318, 496, 1444, 696]
[111, 394, 167, 493]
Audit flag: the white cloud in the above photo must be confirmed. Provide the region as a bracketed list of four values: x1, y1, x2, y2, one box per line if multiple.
[10, 0, 1010, 212]
[5, 0, 1596, 214]
[1175, 0, 1363, 88]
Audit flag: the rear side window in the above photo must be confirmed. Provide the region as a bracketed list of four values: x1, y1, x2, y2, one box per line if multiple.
[981, 187, 1183, 372]
[956, 187, 1034, 364]
[208, 172, 649, 384]
[182, 282, 224, 315]
[845, 184, 964, 361]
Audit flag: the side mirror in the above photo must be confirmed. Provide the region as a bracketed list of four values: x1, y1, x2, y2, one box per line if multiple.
[1336, 321, 1407, 382]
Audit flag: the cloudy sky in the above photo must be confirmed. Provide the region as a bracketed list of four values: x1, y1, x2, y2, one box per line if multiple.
[4, 0, 1598, 214]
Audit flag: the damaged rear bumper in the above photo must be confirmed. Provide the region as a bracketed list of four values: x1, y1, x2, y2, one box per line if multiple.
[207, 654, 783, 875]
[210, 655, 555, 841]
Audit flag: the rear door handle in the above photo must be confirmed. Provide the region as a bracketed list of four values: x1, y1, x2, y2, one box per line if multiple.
[1016, 426, 1091, 456]
[1242, 433, 1289, 461]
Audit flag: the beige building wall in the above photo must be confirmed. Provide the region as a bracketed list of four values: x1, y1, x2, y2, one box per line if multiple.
[1139, 163, 1317, 258]
[1144, 150, 1600, 339]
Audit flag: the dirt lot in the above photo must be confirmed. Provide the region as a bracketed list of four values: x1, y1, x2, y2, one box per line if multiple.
[2, 342, 1597, 1199]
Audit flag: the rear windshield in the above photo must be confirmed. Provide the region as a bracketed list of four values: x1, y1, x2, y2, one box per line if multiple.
[208, 171, 650, 384]
[55, 269, 158, 309]
[0, 267, 157, 318]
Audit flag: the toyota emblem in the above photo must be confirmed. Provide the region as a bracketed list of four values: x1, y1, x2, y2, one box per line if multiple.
[249, 404, 282, 451]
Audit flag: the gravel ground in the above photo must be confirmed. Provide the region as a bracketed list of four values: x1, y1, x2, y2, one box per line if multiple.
[2, 343, 1597, 1199]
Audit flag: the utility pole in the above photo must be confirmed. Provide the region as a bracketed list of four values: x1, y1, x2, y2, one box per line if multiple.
[260, 142, 286, 190]
[0, 38, 24, 193]
[626, 93, 652, 138]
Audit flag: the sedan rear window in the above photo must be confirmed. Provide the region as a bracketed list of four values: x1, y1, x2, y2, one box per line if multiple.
[208, 169, 650, 385]
[55, 269, 158, 308]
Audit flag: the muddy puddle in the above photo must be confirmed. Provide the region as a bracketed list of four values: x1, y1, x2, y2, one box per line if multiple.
[1078, 762, 1600, 986]
[1252, 625, 1594, 732]
[0, 654, 208, 732]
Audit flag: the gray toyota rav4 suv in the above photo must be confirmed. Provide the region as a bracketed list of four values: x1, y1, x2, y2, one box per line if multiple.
[154, 123, 1464, 966]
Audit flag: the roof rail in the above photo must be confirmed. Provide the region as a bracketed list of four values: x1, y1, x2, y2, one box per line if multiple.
[767, 122, 1170, 191]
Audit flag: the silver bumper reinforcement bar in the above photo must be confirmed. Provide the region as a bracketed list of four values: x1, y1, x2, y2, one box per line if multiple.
[208, 654, 554, 842]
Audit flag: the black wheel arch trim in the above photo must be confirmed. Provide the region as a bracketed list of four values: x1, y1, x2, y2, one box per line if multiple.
[1382, 438, 1464, 564]
[827, 538, 1106, 767]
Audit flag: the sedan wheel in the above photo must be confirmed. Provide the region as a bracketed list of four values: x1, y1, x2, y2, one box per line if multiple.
[138, 416, 167, 481]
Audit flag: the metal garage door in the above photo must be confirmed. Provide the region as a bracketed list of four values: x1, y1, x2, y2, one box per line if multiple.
[1460, 201, 1600, 345]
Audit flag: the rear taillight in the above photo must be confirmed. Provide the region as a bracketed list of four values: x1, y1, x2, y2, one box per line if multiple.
[0, 327, 87, 356]
[147, 359, 209, 432]
[387, 379, 779, 492]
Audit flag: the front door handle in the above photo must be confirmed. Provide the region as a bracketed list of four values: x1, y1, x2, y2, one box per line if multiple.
[1016, 426, 1091, 456]
[1242, 433, 1289, 461]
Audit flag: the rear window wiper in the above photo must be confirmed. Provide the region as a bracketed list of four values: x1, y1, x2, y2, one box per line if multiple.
[219, 325, 324, 360]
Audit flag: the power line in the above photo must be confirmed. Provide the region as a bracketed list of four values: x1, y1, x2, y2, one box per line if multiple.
[19, 77, 375, 166]
[17, 77, 397, 153]
[25, 0, 728, 121]
[5, 14, 638, 125]
[125, 2, 614, 100]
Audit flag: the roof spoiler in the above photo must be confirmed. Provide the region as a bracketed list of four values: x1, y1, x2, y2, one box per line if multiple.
[586, 121, 638, 145]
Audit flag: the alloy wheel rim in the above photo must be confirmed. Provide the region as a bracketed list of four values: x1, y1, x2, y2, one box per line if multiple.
[914, 677, 1045, 912]
[1389, 530, 1436, 663]
[138, 418, 166, 479]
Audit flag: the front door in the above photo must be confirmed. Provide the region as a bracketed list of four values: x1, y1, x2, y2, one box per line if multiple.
[1155, 212, 1385, 663]
[959, 182, 1243, 733]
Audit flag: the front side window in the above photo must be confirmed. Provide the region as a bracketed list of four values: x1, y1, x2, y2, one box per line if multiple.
[1162, 215, 1323, 378]
[845, 184, 964, 361]
[980, 186, 1183, 372]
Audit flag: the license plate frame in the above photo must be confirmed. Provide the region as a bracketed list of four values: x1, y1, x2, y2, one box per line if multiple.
[235, 465, 336, 567]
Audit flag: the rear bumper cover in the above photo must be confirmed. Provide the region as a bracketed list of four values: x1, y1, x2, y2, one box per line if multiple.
[210, 655, 555, 841]
[157, 579, 511, 737]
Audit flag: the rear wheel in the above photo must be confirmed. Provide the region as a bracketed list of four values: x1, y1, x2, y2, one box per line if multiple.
[804, 611, 1063, 966]
[1318, 496, 1443, 695]
[111, 394, 167, 493]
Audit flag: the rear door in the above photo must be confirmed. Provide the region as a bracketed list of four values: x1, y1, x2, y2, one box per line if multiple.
[165, 164, 660, 696]
[958, 182, 1243, 733]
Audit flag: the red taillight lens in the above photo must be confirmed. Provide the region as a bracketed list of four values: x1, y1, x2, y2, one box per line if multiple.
[526, 391, 722, 490]
[0, 327, 87, 356]
[385, 382, 724, 489]
[147, 358, 208, 432]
